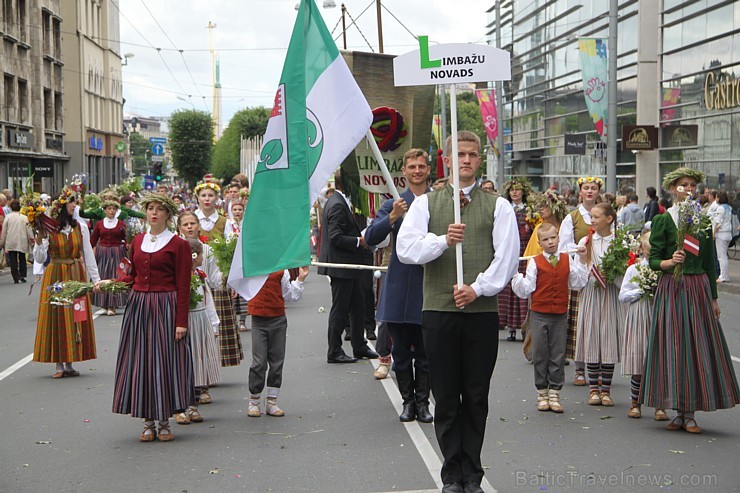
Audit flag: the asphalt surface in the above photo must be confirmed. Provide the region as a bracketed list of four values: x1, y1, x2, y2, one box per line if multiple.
[0, 266, 739, 493]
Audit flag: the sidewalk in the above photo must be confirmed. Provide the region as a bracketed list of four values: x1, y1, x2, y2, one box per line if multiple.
[718, 258, 740, 296]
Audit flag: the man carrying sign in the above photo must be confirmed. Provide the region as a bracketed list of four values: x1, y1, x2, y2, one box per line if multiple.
[396, 131, 519, 493]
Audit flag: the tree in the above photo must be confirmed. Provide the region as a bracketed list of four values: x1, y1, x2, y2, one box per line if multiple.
[211, 106, 270, 181]
[168, 109, 213, 186]
[128, 132, 150, 176]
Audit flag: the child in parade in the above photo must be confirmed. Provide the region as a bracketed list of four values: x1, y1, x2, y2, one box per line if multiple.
[224, 200, 249, 331]
[641, 168, 739, 433]
[575, 202, 621, 407]
[247, 266, 308, 417]
[176, 238, 221, 425]
[90, 200, 128, 316]
[512, 223, 587, 412]
[618, 232, 668, 421]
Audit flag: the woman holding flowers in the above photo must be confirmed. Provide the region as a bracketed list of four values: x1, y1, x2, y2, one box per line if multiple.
[499, 177, 534, 341]
[90, 200, 128, 315]
[641, 168, 739, 433]
[33, 187, 100, 378]
[105, 193, 194, 442]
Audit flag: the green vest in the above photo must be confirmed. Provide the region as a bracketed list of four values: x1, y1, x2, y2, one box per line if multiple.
[571, 209, 590, 243]
[423, 185, 498, 313]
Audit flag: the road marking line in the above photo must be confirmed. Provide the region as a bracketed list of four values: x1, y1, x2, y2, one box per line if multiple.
[368, 343, 498, 493]
[0, 309, 107, 382]
[732, 356, 740, 364]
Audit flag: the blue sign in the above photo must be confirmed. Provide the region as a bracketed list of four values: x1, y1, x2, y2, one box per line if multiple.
[88, 135, 103, 151]
[151, 143, 164, 156]
[144, 175, 155, 190]
[149, 137, 167, 144]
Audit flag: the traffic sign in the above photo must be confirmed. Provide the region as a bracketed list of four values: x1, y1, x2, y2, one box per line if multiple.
[144, 175, 155, 190]
[149, 137, 167, 144]
[115, 141, 126, 153]
[151, 143, 164, 156]
[151, 155, 164, 162]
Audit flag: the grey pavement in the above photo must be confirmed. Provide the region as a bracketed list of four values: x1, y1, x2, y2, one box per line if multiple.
[0, 266, 739, 493]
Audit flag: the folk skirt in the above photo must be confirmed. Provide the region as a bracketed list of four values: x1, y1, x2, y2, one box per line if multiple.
[565, 290, 580, 360]
[641, 274, 740, 412]
[213, 288, 243, 366]
[112, 291, 195, 421]
[91, 244, 128, 308]
[188, 308, 221, 387]
[575, 280, 621, 365]
[620, 297, 653, 376]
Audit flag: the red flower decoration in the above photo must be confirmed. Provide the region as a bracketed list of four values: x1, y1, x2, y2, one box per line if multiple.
[585, 227, 595, 245]
[196, 268, 208, 280]
[627, 251, 638, 267]
[199, 235, 209, 244]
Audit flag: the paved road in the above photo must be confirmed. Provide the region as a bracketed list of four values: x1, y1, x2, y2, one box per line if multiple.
[0, 268, 739, 493]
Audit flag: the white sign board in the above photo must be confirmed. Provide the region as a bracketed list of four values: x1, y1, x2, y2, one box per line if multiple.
[393, 37, 511, 87]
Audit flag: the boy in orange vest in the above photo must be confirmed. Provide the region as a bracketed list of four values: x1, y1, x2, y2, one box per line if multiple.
[247, 266, 308, 417]
[511, 223, 587, 412]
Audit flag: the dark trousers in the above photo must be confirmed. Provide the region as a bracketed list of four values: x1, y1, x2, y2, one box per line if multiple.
[249, 315, 287, 395]
[376, 322, 392, 357]
[387, 322, 427, 373]
[422, 311, 499, 486]
[328, 276, 367, 358]
[360, 270, 376, 330]
[7, 251, 27, 282]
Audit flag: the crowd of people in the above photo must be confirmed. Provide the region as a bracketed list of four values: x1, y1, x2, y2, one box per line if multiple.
[1, 133, 739, 492]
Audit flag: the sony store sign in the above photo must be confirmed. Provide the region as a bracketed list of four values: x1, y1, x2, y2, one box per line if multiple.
[704, 72, 740, 111]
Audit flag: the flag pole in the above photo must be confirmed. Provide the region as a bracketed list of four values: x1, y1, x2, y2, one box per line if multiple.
[365, 130, 402, 201]
[449, 83, 463, 290]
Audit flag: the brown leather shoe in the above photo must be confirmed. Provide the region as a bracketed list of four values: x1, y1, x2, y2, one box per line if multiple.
[654, 409, 669, 421]
[666, 416, 684, 431]
[139, 422, 156, 442]
[52, 371, 65, 379]
[683, 418, 702, 434]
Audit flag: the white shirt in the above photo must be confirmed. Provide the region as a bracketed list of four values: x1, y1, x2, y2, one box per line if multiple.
[511, 252, 588, 299]
[575, 231, 621, 287]
[619, 258, 647, 303]
[278, 270, 306, 303]
[558, 204, 591, 254]
[103, 217, 118, 229]
[33, 222, 100, 283]
[196, 209, 219, 232]
[396, 188, 520, 298]
[141, 229, 175, 253]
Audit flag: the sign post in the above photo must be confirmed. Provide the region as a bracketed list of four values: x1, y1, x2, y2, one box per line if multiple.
[392, 36, 511, 290]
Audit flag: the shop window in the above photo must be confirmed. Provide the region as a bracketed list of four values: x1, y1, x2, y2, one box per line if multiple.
[18, 79, 28, 124]
[44, 89, 52, 129]
[4, 74, 14, 121]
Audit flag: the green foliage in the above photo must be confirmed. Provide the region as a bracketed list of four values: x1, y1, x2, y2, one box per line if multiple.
[212, 107, 270, 182]
[168, 110, 214, 186]
[129, 133, 150, 175]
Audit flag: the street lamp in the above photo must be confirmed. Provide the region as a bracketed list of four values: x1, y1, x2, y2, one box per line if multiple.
[176, 96, 196, 109]
[122, 52, 135, 66]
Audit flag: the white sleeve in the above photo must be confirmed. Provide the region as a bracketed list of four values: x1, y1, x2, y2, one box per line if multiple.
[33, 238, 49, 264]
[202, 244, 223, 289]
[204, 284, 220, 330]
[471, 197, 520, 297]
[280, 270, 304, 302]
[569, 256, 588, 290]
[618, 265, 642, 303]
[511, 258, 538, 299]
[558, 214, 576, 254]
[396, 194, 449, 265]
[79, 223, 100, 284]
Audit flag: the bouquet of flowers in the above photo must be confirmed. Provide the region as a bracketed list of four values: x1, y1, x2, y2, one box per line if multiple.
[630, 263, 660, 299]
[125, 219, 144, 244]
[524, 194, 543, 229]
[83, 193, 102, 212]
[19, 191, 47, 234]
[47, 281, 130, 305]
[598, 227, 640, 287]
[70, 174, 88, 196]
[190, 271, 206, 309]
[674, 190, 712, 279]
[209, 235, 237, 287]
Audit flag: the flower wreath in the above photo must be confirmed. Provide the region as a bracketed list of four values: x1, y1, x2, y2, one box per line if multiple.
[537, 189, 569, 222]
[661, 167, 705, 190]
[101, 200, 120, 210]
[194, 181, 221, 195]
[503, 177, 533, 200]
[49, 186, 78, 219]
[577, 176, 604, 189]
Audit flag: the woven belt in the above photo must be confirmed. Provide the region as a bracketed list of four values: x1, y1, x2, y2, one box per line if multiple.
[50, 258, 82, 265]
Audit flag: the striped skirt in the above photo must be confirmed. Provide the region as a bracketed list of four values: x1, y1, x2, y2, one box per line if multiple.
[575, 280, 621, 364]
[91, 245, 129, 308]
[188, 308, 222, 387]
[498, 285, 528, 330]
[621, 297, 653, 376]
[641, 274, 740, 412]
[34, 262, 96, 363]
[213, 288, 243, 366]
[112, 291, 195, 421]
[565, 290, 580, 360]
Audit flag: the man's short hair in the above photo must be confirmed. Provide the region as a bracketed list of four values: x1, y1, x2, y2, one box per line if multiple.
[403, 148, 429, 165]
[445, 130, 480, 156]
[629, 194, 638, 202]
[537, 222, 558, 238]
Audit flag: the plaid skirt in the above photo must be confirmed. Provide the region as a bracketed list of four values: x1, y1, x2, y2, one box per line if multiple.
[565, 290, 580, 360]
[91, 245, 128, 309]
[641, 274, 740, 412]
[498, 285, 528, 329]
[112, 291, 195, 421]
[213, 288, 243, 366]
[34, 261, 96, 363]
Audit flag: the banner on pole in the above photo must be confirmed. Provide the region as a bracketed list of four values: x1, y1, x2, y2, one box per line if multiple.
[475, 89, 499, 148]
[578, 38, 608, 142]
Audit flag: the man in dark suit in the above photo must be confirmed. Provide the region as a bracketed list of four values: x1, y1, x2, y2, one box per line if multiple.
[318, 169, 379, 363]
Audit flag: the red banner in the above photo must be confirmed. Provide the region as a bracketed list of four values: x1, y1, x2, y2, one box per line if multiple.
[73, 297, 88, 323]
[475, 89, 498, 145]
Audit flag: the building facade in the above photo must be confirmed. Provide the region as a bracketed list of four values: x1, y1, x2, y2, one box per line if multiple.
[61, 0, 124, 193]
[487, 0, 740, 194]
[0, 0, 68, 194]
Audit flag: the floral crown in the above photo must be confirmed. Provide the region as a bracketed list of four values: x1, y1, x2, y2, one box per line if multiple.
[49, 187, 78, 219]
[577, 176, 604, 188]
[661, 167, 705, 190]
[139, 192, 179, 219]
[503, 177, 533, 198]
[101, 200, 120, 209]
[194, 181, 221, 195]
[537, 189, 569, 222]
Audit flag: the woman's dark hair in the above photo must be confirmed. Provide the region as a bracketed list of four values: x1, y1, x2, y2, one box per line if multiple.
[120, 195, 134, 206]
[52, 193, 78, 229]
[186, 237, 203, 255]
[718, 191, 729, 204]
[9, 199, 20, 211]
[646, 186, 657, 199]
[659, 198, 670, 209]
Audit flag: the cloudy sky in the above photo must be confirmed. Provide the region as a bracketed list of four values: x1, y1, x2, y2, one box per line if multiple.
[119, 0, 495, 128]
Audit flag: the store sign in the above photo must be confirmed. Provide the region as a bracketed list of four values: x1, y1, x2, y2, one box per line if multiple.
[32, 163, 54, 177]
[564, 134, 586, 155]
[9, 129, 32, 148]
[622, 125, 658, 151]
[88, 135, 104, 151]
[46, 137, 63, 151]
[704, 72, 740, 111]
[661, 125, 698, 148]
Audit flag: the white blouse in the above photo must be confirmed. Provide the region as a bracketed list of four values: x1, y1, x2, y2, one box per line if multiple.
[141, 229, 175, 253]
